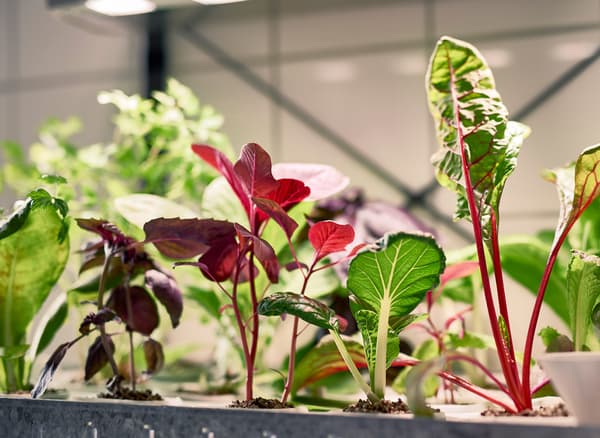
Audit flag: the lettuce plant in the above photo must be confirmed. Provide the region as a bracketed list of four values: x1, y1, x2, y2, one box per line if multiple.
[143, 142, 347, 401]
[425, 36, 600, 412]
[0, 189, 69, 393]
[31, 220, 182, 398]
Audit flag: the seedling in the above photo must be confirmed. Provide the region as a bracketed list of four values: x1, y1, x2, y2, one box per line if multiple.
[32, 219, 182, 398]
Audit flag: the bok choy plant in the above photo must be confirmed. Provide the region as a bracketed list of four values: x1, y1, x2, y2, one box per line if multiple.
[259, 231, 445, 404]
[425, 36, 600, 412]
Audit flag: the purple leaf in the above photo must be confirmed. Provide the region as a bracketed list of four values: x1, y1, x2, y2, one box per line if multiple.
[76, 218, 133, 248]
[198, 236, 239, 282]
[235, 224, 279, 283]
[233, 143, 278, 197]
[107, 286, 159, 336]
[192, 144, 251, 214]
[145, 270, 183, 328]
[84, 335, 115, 381]
[143, 338, 165, 376]
[285, 261, 308, 272]
[144, 217, 236, 259]
[79, 309, 118, 335]
[309, 221, 355, 262]
[31, 339, 79, 398]
[253, 197, 298, 238]
[272, 163, 349, 201]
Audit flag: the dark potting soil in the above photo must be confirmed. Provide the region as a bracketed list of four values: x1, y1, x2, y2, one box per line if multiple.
[98, 388, 163, 401]
[343, 398, 410, 414]
[229, 397, 293, 409]
[481, 403, 569, 417]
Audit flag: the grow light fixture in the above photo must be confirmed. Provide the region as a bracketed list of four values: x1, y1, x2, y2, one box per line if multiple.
[84, 0, 156, 16]
[193, 0, 248, 4]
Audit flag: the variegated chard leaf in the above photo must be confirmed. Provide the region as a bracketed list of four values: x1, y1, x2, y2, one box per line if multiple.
[427, 36, 529, 243]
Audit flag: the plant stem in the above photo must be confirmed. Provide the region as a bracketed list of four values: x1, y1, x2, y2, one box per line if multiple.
[521, 231, 568, 401]
[447, 54, 525, 411]
[329, 329, 379, 403]
[231, 263, 253, 400]
[281, 261, 315, 404]
[128, 330, 136, 392]
[97, 247, 120, 380]
[247, 252, 259, 387]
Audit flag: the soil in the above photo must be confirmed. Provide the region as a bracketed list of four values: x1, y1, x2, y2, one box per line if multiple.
[229, 397, 293, 409]
[343, 398, 410, 414]
[481, 403, 570, 417]
[98, 388, 163, 401]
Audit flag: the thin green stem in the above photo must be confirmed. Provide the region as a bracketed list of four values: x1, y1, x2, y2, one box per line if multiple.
[329, 329, 379, 403]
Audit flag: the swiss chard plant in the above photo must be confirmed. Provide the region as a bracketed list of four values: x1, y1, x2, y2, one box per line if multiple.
[0, 189, 69, 393]
[259, 231, 446, 404]
[31, 219, 182, 398]
[143, 142, 348, 401]
[425, 36, 600, 412]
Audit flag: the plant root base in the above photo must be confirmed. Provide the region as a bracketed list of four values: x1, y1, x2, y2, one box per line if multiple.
[343, 398, 410, 414]
[481, 403, 569, 417]
[98, 388, 163, 401]
[229, 397, 293, 409]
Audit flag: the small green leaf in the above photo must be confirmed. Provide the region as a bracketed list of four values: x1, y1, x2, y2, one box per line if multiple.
[405, 358, 444, 418]
[567, 250, 600, 351]
[258, 292, 339, 331]
[538, 326, 573, 353]
[446, 332, 492, 350]
[40, 174, 67, 185]
[392, 339, 439, 396]
[0, 200, 32, 240]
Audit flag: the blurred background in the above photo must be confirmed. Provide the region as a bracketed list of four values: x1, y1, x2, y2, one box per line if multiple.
[0, 0, 599, 373]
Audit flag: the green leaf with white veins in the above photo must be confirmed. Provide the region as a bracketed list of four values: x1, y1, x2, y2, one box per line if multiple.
[347, 232, 445, 398]
[427, 36, 529, 244]
[567, 251, 600, 351]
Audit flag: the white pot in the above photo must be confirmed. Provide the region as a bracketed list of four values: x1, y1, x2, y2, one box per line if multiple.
[538, 352, 600, 426]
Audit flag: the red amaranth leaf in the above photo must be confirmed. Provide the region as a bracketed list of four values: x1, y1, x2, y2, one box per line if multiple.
[266, 178, 311, 211]
[309, 221, 355, 262]
[253, 197, 298, 238]
[192, 144, 251, 214]
[235, 224, 279, 283]
[440, 261, 480, 288]
[144, 217, 235, 259]
[233, 143, 278, 197]
[198, 236, 239, 282]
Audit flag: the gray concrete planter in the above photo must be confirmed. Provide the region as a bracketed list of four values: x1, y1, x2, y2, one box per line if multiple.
[1, 397, 599, 438]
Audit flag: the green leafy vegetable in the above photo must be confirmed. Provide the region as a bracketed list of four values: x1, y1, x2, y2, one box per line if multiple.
[347, 232, 445, 398]
[567, 251, 600, 350]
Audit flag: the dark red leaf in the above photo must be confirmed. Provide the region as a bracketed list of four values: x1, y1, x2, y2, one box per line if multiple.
[235, 255, 260, 283]
[198, 237, 239, 282]
[272, 162, 349, 201]
[266, 178, 311, 211]
[233, 143, 278, 197]
[309, 221, 355, 262]
[76, 218, 133, 248]
[235, 224, 279, 283]
[144, 269, 183, 328]
[191, 144, 250, 214]
[144, 217, 236, 259]
[79, 309, 118, 335]
[253, 197, 298, 238]
[107, 286, 159, 336]
[31, 339, 80, 398]
[285, 261, 308, 272]
[143, 338, 165, 376]
[85, 335, 115, 381]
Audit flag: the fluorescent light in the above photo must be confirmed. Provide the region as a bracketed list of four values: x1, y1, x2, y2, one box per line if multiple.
[85, 0, 156, 16]
[481, 48, 512, 68]
[391, 53, 426, 76]
[193, 0, 247, 4]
